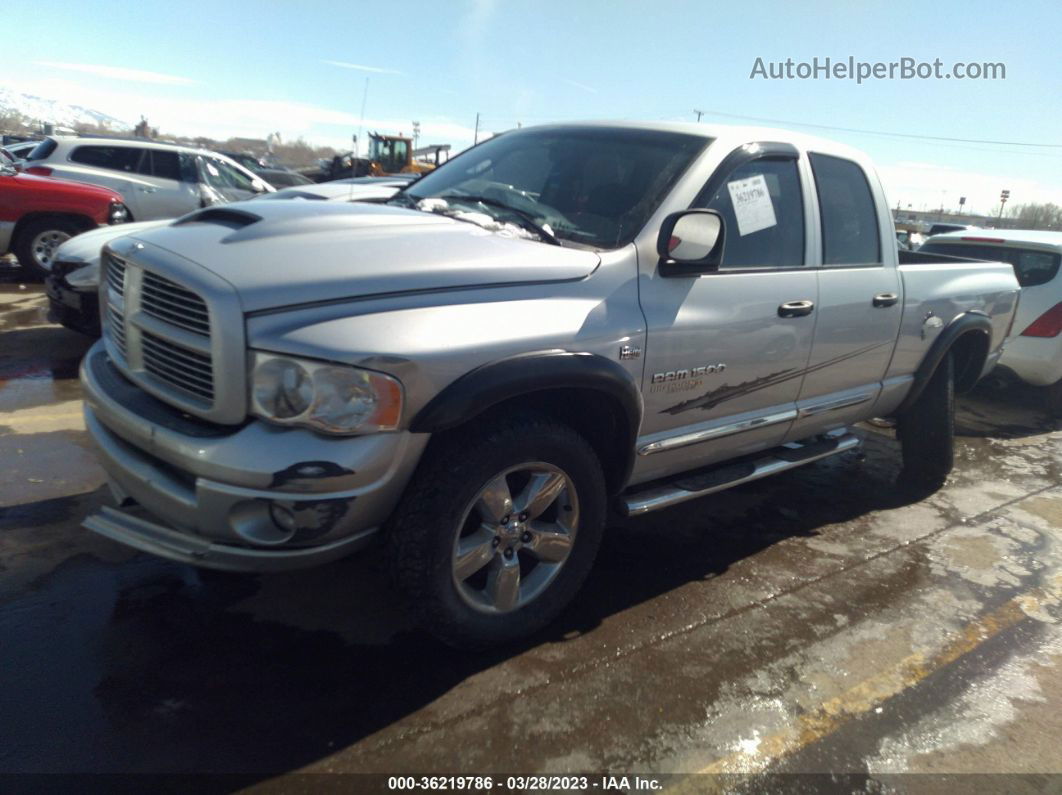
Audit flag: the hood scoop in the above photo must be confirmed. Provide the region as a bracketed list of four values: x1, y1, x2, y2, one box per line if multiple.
[176, 207, 262, 230]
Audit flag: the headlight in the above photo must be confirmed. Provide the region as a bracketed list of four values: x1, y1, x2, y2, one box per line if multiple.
[108, 202, 129, 225]
[249, 352, 403, 434]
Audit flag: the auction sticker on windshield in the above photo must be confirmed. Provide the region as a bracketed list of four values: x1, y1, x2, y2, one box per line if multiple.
[727, 174, 777, 236]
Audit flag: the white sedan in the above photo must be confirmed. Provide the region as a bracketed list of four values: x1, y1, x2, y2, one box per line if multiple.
[920, 229, 1062, 415]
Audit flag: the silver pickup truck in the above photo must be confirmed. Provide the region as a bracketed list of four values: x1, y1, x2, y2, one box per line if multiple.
[80, 122, 1020, 646]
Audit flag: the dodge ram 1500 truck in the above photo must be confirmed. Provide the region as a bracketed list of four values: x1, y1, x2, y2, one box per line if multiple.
[80, 122, 1020, 647]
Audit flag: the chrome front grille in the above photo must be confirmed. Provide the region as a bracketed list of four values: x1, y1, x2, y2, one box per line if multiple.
[105, 254, 126, 296]
[99, 241, 244, 424]
[107, 306, 127, 357]
[141, 271, 210, 335]
[141, 331, 214, 401]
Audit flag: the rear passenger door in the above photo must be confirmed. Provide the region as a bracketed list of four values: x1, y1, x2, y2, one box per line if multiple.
[786, 153, 902, 439]
[65, 145, 145, 210]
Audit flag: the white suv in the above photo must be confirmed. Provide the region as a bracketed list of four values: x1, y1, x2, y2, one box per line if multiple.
[920, 229, 1062, 415]
[21, 137, 274, 221]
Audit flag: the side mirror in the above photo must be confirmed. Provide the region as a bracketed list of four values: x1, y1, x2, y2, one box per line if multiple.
[657, 209, 725, 276]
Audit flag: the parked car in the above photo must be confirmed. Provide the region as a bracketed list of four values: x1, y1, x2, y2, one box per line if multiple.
[927, 222, 975, 237]
[80, 122, 1019, 647]
[0, 156, 128, 278]
[2, 139, 41, 163]
[44, 177, 409, 334]
[20, 137, 274, 221]
[219, 151, 313, 189]
[920, 229, 1061, 414]
[895, 230, 926, 251]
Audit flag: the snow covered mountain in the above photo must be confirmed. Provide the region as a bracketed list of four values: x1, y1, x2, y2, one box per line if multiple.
[0, 87, 130, 130]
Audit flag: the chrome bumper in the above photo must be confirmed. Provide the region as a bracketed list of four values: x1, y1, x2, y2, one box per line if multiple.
[80, 341, 429, 572]
[85, 506, 374, 572]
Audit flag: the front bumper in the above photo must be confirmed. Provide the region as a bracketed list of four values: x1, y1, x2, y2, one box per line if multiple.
[80, 342, 429, 571]
[45, 270, 100, 335]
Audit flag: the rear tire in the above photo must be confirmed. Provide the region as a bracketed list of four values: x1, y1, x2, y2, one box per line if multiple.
[388, 413, 607, 649]
[896, 353, 955, 491]
[13, 218, 81, 280]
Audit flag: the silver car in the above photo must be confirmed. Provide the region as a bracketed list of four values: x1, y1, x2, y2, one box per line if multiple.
[21, 136, 274, 220]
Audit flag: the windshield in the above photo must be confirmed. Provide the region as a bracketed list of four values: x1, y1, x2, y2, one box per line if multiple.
[396, 126, 709, 249]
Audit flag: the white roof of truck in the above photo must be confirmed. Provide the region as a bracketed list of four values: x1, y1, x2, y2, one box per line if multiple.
[926, 229, 1062, 251]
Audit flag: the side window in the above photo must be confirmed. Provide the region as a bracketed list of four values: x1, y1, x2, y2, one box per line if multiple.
[149, 150, 183, 181]
[694, 157, 805, 269]
[70, 146, 144, 173]
[809, 153, 881, 266]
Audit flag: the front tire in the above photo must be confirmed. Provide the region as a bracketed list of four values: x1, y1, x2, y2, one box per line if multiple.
[13, 218, 80, 280]
[897, 353, 955, 491]
[388, 413, 607, 648]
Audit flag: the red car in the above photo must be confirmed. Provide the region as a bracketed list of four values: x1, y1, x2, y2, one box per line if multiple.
[0, 157, 128, 278]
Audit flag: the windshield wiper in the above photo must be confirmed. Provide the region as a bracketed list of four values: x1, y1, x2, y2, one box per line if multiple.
[434, 194, 561, 246]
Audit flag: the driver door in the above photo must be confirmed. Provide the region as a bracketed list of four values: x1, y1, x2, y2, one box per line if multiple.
[633, 143, 818, 482]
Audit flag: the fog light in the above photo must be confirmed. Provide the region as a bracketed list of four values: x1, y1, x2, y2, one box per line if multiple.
[269, 502, 298, 532]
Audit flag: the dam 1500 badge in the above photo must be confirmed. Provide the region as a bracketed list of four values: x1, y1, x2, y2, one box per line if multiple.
[650, 363, 726, 394]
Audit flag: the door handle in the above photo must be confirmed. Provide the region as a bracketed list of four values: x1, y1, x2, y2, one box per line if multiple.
[778, 300, 815, 318]
[138, 186, 157, 193]
[873, 292, 899, 307]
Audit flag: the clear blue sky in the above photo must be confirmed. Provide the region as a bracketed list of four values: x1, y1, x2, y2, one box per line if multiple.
[4, 0, 1060, 214]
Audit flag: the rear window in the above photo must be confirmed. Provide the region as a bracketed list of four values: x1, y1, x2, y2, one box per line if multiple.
[920, 242, 1061, 287]
[70, 145, 145, 173]
[26, 138, 57, 162]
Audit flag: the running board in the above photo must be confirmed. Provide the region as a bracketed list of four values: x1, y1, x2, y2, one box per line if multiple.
[620, 431, 861, 516]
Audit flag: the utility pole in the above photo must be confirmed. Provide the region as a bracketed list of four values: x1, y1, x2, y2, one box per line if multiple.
[693, 109, 705, 122]
[355, 77, 370, 160]
[411, 120, 420, 149]
[998, 189, 1010, 223]
[473, 112, 480, 145]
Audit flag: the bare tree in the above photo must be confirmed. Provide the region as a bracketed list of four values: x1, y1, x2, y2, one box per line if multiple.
[1006, 202, 1062, 231]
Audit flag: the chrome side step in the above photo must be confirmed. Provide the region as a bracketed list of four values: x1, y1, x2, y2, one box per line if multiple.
[621, 431, 861, 516]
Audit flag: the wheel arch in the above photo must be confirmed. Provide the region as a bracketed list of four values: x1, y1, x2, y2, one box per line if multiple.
[12, 211, 96, 244]
[897, 311, 993, 414]
[410, 351, 643, 494]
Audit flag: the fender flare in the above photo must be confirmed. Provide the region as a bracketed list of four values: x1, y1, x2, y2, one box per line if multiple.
[410, 351, 643, 491]
[896, 311, 993, 414]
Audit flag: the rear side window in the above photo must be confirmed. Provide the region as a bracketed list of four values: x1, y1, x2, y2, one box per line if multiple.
[810, 153, 881, 266]
[70, 146, 145, 173]
[149, 149, 183, 181]
[920, 242, 1061, 287]
[26, 138, 57, 161]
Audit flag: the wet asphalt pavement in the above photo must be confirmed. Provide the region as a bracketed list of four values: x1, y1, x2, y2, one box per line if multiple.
[2, 263, 1061, 787]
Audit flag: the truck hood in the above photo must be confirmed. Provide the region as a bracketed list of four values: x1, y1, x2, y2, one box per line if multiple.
[14, 171, 124, 202]
[126, 200, 601, 313]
